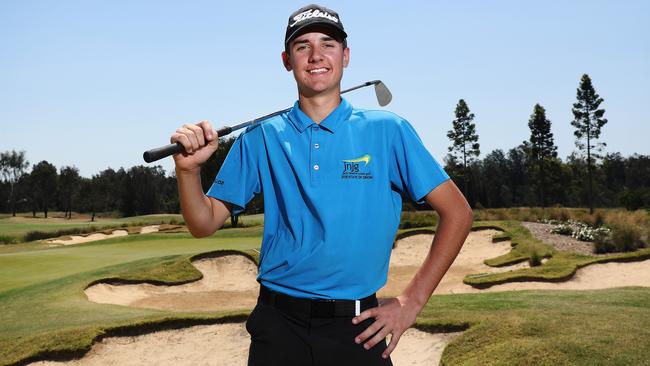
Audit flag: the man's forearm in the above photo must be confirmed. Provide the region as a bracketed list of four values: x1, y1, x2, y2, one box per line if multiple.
[176, 167, 227, 237]
[400, 209, 473, 308]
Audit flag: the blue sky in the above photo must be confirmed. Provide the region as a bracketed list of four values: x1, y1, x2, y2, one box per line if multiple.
[1, 1, 648, 177]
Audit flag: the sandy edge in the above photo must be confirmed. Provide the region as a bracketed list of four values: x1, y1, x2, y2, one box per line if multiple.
[27, 323, 463, 366]
[47, 225, 160, 246]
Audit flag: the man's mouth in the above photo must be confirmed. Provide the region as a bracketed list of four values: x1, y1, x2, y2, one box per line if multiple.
[308, 67, 329, 74]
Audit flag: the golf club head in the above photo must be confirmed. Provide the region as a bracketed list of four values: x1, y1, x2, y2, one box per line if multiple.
[373, 81, 392, 106]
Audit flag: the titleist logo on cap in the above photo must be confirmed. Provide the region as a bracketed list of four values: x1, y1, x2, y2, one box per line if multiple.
[289, 8, 339, 27]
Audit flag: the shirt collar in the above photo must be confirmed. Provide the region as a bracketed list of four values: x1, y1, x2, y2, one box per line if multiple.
[288, 97, 353, 134]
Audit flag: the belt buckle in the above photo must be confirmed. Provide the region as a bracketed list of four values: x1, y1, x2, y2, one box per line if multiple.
[311, 299, 336, 318]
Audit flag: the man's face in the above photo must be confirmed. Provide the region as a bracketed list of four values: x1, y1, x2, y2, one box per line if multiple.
[282, 30, 350, 98]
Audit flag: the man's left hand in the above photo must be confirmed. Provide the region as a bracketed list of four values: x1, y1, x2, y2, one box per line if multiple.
[352, 296, 421, 359]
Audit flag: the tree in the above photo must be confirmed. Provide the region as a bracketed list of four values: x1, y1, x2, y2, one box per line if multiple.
[58, 166, 81, 219]
[601, 152, 626, 206]
[0, 150, 29, 216]
[527, 104, 557, 207]
[571, 74, 607, 213]
[77, 177, 99, 221]
[94, 168, 127, 213]
[29, 161, 58, 218]
[121, 166, 166, 216]
[506, 145, 528, 206]
[481, 149, 511, 207]
[447, 99, 480, 201]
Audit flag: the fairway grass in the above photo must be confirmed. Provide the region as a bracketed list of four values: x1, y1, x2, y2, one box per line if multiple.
[2, 221, 650, 365]
[0, 214, 185, 243]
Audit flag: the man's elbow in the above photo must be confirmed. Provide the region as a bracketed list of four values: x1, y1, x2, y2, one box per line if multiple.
[188, 227, 211, 238]
[187, 222, 223, 238]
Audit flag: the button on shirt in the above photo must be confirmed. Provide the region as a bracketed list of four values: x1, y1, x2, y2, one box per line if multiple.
[207, 98, 449, 299]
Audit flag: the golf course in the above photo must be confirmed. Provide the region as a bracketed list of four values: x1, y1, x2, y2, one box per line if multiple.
[1, 209, 649, 365]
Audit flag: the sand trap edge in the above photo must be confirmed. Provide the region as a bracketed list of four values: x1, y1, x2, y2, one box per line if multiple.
[466, 252, 650, 289]
[9, 314, 250, 366]
[84, 249, 259, 290]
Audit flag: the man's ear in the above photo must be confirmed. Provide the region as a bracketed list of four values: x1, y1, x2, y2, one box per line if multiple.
[343, 47, 350, 68]
[282, 51, 293, 71]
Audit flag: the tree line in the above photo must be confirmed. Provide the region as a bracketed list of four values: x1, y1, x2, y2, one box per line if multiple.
[1, 74, 648, 218]
[0, 137, 254, 220]
[443, 73, 648, 212]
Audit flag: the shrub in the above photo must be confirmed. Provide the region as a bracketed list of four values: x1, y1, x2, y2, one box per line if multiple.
[608, 221, 645, 252]
[0, 235, 20, 244]
[572, 224, 610, 242]
[550, 223, 573, 236]
[620, 189, 644, 211]
[594, 240, 616, 254]
[529, 249, 542, 267]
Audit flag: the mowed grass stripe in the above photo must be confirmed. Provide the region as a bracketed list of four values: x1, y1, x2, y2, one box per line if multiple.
[0, 233, 261, 293]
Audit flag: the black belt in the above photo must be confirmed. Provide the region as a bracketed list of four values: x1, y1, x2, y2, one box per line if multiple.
[258, 285, 378, 318]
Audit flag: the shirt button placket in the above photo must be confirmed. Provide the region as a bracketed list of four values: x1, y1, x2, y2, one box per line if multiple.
[311, 125, 321, 186]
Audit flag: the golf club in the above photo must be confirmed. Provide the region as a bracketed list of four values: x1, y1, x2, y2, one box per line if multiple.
[142, 80, 392, 163]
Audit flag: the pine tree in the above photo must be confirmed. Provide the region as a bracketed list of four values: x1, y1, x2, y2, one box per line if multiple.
[447, 99, 480, 200]
[528, 104, 557, 207]
[571, 74, 607, 214]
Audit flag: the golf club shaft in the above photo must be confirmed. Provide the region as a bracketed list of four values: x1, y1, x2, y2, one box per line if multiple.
[143, 80, 386, 163]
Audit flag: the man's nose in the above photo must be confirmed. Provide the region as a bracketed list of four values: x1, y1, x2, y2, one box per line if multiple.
[309, 46, 323, 63]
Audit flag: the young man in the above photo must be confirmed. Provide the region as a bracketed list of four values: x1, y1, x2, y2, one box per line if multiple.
[171, 4, 472, 365]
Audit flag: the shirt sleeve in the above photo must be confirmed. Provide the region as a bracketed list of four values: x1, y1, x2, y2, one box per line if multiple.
[389, 119, 450, 204]
[206, 131, 261, 215]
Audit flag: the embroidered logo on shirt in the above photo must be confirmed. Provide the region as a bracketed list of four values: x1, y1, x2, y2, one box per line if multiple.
[341, 154, 373, 180]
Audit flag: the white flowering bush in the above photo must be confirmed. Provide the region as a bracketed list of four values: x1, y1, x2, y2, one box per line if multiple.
[550, 223, 573, 235]
[572, 224, 611, 242]
[549, 220, 611, 243]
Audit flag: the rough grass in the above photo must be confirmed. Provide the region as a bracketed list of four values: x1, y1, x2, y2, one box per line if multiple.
[472, 207, 650, 245]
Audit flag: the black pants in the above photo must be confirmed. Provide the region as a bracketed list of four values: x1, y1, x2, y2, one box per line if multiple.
[246, 290, 393, 366]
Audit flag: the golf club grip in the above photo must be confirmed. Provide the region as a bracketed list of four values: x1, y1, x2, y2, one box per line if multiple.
[143, 142, 183, 163]
[142, 126, 234, 163]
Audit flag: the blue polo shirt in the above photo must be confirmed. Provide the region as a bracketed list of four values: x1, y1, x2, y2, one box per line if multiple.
[206, 98, 449, 300]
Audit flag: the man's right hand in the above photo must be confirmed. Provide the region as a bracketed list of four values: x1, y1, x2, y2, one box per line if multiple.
[171, 120, 219, 172]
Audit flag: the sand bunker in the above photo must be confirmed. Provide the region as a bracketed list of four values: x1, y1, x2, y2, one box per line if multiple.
[87, 229, 650, 308]
[86, 255, 259, 312]
[378, 229, 650, 295]
[465, 259, 650, 292]
[47, 225, 161, 246]
[140, 225, 160, 234]
[48, 230, 129, 245]
[379, 230, 530, 297]
[27, 323, 462, 366]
